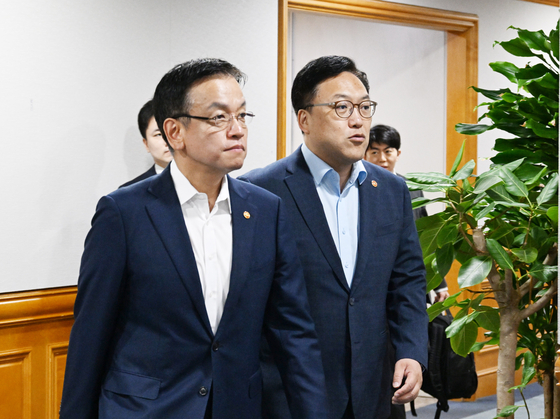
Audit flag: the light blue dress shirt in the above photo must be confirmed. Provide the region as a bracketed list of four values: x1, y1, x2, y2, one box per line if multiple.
[301, 144, 367, 287]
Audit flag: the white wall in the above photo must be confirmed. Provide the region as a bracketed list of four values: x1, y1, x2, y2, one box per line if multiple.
[0, 0, 555, 293]
[381, 0, 558, 173]
[0, 0, 278, 293]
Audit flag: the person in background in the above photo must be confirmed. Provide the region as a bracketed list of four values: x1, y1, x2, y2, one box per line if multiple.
[241, 56, 428, 419]
[60, 58, 327, 419]
[120, 99, 172, 188]
[365, 124, 449, 303]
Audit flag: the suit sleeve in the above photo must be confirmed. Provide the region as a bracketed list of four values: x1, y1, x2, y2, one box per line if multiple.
[387, 183, 429, 367]
[263, 200, 329, 419]
[59, 196, 127, 419]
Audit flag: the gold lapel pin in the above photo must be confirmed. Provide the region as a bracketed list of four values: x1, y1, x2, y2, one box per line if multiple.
[243, 211, 251, 219]
[371, 180, 378, 187]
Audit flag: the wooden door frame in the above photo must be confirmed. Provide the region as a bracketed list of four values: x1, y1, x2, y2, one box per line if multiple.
[277, 0, 479, 173]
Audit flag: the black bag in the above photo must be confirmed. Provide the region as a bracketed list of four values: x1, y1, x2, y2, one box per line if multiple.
[412, 309, 478, 419]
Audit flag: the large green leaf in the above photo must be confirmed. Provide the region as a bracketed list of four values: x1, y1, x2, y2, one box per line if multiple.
[550, 25, 559, 59]
[449, 319, 479, 357]
[427, 302, 446, 322]
[501, 158, 526, 172]
[533, 72, 558, 90]
[547, 206, 558, 223]
[475, 202, 496, 221]
[498, 38, 533, 57]
[452, 160, 476, 181]
[472, 86, 509, 101]
[455, 123, 491, 135]
[529, 263, 558, 282]
[473, 175, 503, 194]
[515, 27, 552, 53]
[445, 313, 469, 337]
[405, 172, 454, 185]
[526, 119, 558, 139]
[497, 167, 529, 199]
[511, 247, 538, 263]
[486, 184, 515, 203]
[486, 238, 515, 271]
[458, 256, 492, 288]
[420, 221, 449, 256]
[425, 254, 444, 293]
[488, 223, 515, 243]
[538, 94, 559, 110]
[415, 213, 444, 232]
[435, 244, 455, 278]
[521, 352, 537, 386]
[490, 61, 521, 84]
[411, 196, 431, 209]
[437, 224, 459, 247]
[516, 63, 550, 82]
[448, 141, 466, 177]
[537, 173, 558, 206]
[495, 405, 520, 417]
[475, 308, 500, 333]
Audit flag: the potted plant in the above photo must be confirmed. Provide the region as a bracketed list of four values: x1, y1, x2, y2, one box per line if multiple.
[407, 20, 558, 419]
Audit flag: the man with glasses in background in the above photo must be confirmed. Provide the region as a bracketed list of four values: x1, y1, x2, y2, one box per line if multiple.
[60, 58, 327, 419]
[241, 56, 428, 419]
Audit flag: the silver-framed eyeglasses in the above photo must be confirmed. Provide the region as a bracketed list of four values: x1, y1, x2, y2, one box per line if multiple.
[171, 112, 255, 129]
[305, 100, 377, 119]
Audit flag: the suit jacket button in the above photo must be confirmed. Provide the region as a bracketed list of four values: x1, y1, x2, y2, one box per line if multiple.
[199, 386, 208, 396]
[212, 341, 220, 352]
[349, 297, 355, 306]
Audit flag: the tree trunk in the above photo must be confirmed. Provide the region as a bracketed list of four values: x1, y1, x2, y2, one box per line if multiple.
[553, 369, 560, 419]
[544, 371, 553, 419]
[497, 306, 520, 418]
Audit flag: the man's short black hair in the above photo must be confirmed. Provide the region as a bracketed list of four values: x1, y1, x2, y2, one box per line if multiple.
[369, 124, 401, 150]
[152, 58, 246, 147]
[291, 55, 369, 114]
[138, 100, 154, 139]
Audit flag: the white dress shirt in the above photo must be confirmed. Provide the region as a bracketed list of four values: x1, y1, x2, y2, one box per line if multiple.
[170, 161, 233, 334]
[301, 144, 367, 287]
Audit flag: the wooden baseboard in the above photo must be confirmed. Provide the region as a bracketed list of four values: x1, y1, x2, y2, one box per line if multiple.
[0, 287, 76, 418]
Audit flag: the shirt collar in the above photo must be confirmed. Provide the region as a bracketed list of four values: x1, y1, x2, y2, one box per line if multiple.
[170, 160, 231, 213]
[154, 164, 165, 174]
[301, 143, 367, 189]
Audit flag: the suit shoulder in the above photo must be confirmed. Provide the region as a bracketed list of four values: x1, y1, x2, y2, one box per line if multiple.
[119, 166, 156, 188]
[239, 156, 292, 185]
[230, 176, 282, 204]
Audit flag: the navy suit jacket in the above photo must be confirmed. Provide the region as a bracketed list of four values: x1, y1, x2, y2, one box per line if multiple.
[241, 148, 428, 419]
[119, 164, 157, 188]
[60, 167, 327, 419]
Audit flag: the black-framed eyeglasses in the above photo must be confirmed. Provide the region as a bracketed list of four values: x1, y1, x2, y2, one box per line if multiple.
[170, 112, 255, 129]
[305, 100, 377, 119]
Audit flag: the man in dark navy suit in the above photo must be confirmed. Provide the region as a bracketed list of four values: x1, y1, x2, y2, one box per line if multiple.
[60, 58, 327, 419]
[120, 99, 172, 188]
[241, 56, 428, 419]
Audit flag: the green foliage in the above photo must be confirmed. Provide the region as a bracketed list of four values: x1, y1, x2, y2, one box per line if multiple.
[408, 22, 558, 380]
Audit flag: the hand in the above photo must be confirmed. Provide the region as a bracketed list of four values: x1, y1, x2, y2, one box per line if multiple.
[392, 358, 423, 404]
[433, 290, 450, 302]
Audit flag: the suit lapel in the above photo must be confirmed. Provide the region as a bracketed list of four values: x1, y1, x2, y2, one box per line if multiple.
[217, 177, 257, 333]
[285, 150, 349, 292]
[145, 168, 213, 336]
[352, 168, 380, 290]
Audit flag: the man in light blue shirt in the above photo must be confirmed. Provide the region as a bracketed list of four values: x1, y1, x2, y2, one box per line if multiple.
[241, 55, 428, 419]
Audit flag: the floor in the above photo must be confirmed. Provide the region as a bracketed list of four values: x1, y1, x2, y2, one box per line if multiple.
[406, 383, 544, 419]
